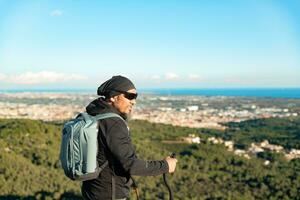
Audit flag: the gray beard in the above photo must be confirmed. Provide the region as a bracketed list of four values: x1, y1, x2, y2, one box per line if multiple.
[126, 113, 132, 120]
[119, 112, 130, 121]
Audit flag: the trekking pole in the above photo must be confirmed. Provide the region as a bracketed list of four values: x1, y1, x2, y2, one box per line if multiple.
[163, 152, 176, 200]
[131, 176, 140, 200]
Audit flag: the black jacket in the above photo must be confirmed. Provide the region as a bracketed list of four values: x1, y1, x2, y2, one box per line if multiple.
[81, 98, 169, 200]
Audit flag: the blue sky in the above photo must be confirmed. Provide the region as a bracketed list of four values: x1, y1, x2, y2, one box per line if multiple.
[0, 0, 299, 89]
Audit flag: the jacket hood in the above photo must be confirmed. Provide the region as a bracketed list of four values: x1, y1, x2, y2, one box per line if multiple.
[86, 97, 127, 120]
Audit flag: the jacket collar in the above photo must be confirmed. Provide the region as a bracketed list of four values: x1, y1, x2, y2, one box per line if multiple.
[86, 97, 127, 120]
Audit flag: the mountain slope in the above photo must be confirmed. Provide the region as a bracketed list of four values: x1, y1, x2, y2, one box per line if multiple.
[0, 118, 300, 199]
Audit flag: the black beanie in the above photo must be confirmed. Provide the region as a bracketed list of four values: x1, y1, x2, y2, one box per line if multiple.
[97, 75, 136, 98]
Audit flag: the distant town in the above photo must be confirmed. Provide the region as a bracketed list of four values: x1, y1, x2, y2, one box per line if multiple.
[1, 92, 300, 161]
[0, 92, 299, 130]
[165, 134, 300, 161]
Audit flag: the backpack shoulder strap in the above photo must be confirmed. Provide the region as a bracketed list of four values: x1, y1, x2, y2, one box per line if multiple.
[92, 112, 125, 122]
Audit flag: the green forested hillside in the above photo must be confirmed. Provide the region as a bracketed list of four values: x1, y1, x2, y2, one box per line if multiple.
[0, 119, 81, 199]
[1, 118, 300, 199]
[203, 117, 300, 149]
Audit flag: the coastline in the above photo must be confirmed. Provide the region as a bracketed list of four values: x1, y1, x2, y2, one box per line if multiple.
[1, 88, 300, 99]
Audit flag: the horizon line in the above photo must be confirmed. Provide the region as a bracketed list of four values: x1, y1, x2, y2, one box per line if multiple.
[0, 87, 300, 91]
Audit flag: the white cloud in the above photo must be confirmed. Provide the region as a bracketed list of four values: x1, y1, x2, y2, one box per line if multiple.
[50, 9, 63, 17]
[165, 73, 179, 80]
[149, 75, 161, 80]
[0, 71, 87, 85]
[188, 74, 201, 80]
[0, 73, 7, 81]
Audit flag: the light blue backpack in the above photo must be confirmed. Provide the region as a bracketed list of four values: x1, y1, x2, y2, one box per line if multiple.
[59, 112, 123, 181]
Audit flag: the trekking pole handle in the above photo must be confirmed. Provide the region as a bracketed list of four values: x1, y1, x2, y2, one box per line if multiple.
[170, 152, 176, 159]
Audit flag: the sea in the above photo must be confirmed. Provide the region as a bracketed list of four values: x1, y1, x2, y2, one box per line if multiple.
[0, 88, 300, 99]
[141, 88, 300, 99]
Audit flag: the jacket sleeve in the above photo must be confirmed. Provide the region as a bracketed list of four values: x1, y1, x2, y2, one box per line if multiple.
[103, 119, 169, 176]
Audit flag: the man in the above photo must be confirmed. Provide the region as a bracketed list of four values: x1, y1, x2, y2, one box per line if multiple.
[81, 75, 178, 200]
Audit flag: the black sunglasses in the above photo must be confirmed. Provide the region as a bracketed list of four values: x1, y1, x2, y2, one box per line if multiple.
[113, 90, 138, 100]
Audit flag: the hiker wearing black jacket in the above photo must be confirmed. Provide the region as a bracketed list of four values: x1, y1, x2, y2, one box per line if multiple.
[81, 75, 178, 200]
